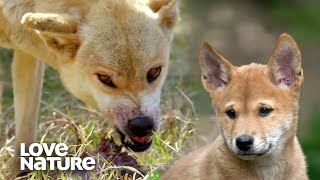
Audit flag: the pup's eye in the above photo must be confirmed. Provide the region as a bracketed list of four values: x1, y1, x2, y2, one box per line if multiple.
[147, 66, 161, 83]
[97, 74, 116, 88]
[225, 109, 236, 119]
[259, 107, 273, 117]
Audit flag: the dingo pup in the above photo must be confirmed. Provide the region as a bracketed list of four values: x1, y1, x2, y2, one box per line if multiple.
[163, 33, 308, 180]
[0, 0, 179, 176]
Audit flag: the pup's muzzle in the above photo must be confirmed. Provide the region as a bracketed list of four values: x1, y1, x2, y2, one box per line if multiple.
[233, 134, 272, 160]
[236, 134, 254, 152]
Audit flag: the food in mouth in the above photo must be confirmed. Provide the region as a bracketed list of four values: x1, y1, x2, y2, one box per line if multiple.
[117, 129, 153, 152]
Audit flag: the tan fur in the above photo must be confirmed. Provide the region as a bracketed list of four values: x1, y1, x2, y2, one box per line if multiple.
[11, 51, 45, 176]
[0, 0, 178, 177]
[163, 34, 308, 180]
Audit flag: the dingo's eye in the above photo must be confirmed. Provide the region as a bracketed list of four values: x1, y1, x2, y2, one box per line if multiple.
[226, 109, 236, 119]
[259, 107, 273, 117]
[147, 67, 161, 83]
[97, 74, 116, 88]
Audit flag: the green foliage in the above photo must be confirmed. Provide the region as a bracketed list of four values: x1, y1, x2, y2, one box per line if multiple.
[263, 1, 320, 44]
[0, 48, 13, 107]
[301, 108, 320, 179]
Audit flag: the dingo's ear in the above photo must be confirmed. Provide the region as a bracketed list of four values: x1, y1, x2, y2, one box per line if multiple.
[39, 32, 81, 58]
[268, 33, 303, 88]
[21, 13, 81, 58]
[149, 0, 179, 34]
[21, 13, 78, 34]
[199, 41, 235, 92]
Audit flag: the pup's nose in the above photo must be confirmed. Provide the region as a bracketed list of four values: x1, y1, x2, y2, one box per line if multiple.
[128, 116, 154, 137]
[236, 134, 254, 152]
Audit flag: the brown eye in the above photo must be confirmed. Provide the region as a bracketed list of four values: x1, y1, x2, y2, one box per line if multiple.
[259, 107, 273, 117]
[147, 66, 161, 83]
[226, 109, 236, 119]
[97, 74, 116, 88]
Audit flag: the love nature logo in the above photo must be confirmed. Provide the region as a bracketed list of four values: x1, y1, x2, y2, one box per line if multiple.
[20, 143, 96, 171]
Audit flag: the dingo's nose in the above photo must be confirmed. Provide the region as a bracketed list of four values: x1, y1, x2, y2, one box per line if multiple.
[236, 135, 254, 151]
[128, 116, 154, 137]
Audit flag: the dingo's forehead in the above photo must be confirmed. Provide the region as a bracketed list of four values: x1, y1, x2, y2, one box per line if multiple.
[231, 63, 275, 96]
[214, 63, 296, 110]
[83, 0, 169, 55]
[77, 1, 170, 77]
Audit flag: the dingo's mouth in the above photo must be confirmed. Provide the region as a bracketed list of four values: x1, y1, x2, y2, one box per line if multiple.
[236, 152, 265, 160]
[238, 153, 263, 157]
[116, 128, 153, 152]
[236, 144, 273, 160]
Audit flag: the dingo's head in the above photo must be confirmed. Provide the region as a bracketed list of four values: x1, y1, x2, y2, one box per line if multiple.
[199, 33, 303, 160]
[22, 0, 179, 152]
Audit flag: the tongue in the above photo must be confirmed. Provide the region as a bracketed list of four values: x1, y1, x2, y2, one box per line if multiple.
[131, 137, 150, 144]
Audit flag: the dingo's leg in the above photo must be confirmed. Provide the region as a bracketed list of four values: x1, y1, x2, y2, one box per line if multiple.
[11, 50, 44, 177]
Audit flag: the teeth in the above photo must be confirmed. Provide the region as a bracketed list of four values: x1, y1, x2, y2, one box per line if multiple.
[124, 135, 134, 145]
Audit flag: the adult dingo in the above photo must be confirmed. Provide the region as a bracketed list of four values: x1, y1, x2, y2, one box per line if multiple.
[0, 0, 179, 176]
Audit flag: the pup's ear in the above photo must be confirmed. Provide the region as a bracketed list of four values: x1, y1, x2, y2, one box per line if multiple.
[268, 33, 303, 89]
[149, 0, 179, 35]
[199, 41, 235, 93]
[21, 13, 81, 58]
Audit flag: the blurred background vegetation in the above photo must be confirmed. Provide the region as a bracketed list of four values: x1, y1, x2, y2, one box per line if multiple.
[0, 0, 319, 179]
[180, 0, 320, 178]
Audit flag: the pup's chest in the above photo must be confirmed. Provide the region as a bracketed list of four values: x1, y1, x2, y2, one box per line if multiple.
[255, 163, 286, 180]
